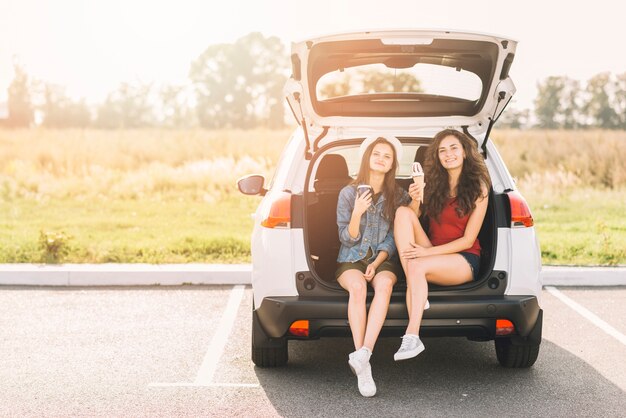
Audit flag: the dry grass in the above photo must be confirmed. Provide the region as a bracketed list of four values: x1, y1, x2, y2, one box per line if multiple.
[491, 129, 626, 194]
[0, 128, 291, 202]
[0, 127, 624, 265]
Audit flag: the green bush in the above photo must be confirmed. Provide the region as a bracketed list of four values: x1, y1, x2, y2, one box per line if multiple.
[38, 230, 71, 263]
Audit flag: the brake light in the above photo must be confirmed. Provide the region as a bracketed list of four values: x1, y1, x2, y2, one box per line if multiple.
[507, 190, 534, 228]
[289, 320, 309, 337]
[260, 191, 291, 228]
[496, 319, 515, 336]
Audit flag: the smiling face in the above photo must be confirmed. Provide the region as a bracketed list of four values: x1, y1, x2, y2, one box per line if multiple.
[369, 142, 395, 174]
[437, 135, 466, 171]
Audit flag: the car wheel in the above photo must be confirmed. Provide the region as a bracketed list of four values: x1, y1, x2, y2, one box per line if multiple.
[251, 306, 288, 367]
[495, 338, 540, 368]
[495, 310, 542, 368]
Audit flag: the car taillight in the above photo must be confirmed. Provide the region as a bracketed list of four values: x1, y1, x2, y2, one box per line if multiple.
[507, 190, 534, 228]
[289, 320, 309, 337]
[260, 191, 291, 228]
[496, 319, 515, 336]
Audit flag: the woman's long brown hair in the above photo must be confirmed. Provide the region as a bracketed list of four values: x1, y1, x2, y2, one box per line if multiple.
[353, 137, 400, 222]
[423, 129, 491, 221]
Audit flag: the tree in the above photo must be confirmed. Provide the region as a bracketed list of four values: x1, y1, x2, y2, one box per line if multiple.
[497, 107, 530, 129]
[534, 76, 583, 129]
[534, 76, 564, 129]
[319, 73, 352, 99]
[7, 61, 34, 127]
[612, 72, 626, 129]
[584, 72, 620, 129]
[319, 69, 422, 99]
[361, 70, 422, 93]
[40, 83, 91, 128]
[560, 78, 582, 129]
[95, 82, 155, 129]
[189, 32, 289, 129]
[159, 84, 197, 128]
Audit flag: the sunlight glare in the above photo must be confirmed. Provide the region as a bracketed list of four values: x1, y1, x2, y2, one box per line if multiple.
[117, 0, 201, 43]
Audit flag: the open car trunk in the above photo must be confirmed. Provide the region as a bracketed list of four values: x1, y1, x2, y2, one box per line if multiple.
[303, 144, 497, 291]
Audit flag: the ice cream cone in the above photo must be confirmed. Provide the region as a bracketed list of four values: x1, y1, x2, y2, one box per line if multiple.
[412, 162, 424, 203]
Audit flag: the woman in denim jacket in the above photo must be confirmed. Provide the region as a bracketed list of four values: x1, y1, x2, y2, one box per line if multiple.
[335, 136, 419, 397]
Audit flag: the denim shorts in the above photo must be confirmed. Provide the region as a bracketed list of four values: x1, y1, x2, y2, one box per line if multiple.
[459, 252, 481, 281]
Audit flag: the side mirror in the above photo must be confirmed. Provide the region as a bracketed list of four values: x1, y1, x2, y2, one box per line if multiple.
[237, 174, 267, 196]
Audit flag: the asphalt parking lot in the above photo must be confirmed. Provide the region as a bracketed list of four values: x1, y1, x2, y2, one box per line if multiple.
[1, 285, 625, 417]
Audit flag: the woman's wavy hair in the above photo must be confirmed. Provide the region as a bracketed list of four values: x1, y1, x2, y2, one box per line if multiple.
[353, 137, 400, 222]
[423, 129, 491, 221]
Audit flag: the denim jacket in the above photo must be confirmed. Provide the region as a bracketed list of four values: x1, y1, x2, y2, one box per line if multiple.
[336, 184, 411, 263]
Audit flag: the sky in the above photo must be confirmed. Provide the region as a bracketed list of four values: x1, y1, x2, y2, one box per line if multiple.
[1, 0, 625, 112]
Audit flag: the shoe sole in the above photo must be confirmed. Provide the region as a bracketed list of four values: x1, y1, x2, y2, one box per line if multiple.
[359, 387, 376, 397]
[394, 343, 425, 361]
[356, 365, 376, 397]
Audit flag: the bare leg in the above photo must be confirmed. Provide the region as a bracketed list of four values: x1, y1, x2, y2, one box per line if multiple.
[405, 254, 473, 335]
[337, 269, 368, 350]
[362, 272, 397, 351]
[405, 260, 429, 335]
[394, 206, 431, 319]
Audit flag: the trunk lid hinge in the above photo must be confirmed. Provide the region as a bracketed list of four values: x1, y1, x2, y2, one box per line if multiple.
[466, 91, 512, 159]
[313, 126, 329, 152]
[293, 92, 314, 160]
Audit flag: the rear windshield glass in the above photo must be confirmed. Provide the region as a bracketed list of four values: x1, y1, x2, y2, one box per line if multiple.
[307, 39, 499, 118]
[317, 63, 482, 101]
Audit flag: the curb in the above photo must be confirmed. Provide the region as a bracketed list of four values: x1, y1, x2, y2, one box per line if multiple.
[0, 264, 624, 287]
[540, 266, 626, 286]
[0, 264, 252, 286]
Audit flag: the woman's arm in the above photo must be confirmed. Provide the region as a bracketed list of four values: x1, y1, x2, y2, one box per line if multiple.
[364, 250, 389, 280]
[401, 186, 489, 258]
[407, 182, 422, 215]
[337, 186, 371, 246]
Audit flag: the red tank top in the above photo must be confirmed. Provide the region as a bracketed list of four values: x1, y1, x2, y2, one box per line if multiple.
[428, 198, 481, 256]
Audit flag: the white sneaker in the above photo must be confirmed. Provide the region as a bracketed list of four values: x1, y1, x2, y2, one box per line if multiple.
[394, 334, 425, 361]
[356, 362, 377, 397]
[348, 347, 371, 376]
[424, 300, 430, 310]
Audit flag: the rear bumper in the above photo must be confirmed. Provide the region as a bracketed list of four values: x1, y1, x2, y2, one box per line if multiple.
[256, 294, 541, 341]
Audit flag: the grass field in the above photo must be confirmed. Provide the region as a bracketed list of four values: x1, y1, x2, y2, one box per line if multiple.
[1, 128, 624, 265]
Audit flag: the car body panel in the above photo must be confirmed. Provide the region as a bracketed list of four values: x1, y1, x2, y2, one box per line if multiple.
[256, 294, 541, 340]
[285, 29, 517, 139]
[507, 227, 543, 303]
[246, 30, 542, 354]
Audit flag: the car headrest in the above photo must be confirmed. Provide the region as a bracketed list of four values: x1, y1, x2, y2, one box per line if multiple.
[414, 145, 428, 165]
[316, 154, 350, 181]
[314, 154, 351, 192]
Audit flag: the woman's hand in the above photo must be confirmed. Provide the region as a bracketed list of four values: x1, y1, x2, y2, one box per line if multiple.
[408, 182, 425, 203]
[364, 263, 377, 281]
[353, 190, 372, 216]
[400, 242, 430, 259]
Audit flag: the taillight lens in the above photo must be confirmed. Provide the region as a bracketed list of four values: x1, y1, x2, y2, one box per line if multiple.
[496, 319, 515, 336]
[260, 191, 291, 228]
[289, 320, 309, 337]
[507, 190, 534, 228]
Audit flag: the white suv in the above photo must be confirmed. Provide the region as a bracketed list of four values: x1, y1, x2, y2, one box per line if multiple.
[238, 30, 542, 369]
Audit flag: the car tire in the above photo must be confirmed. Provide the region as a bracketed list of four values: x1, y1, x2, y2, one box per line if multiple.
[251, 306, 288, 367]
[495, 337, 540, 368]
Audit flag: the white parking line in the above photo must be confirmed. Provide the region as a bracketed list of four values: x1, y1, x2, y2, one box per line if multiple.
[546, 286, 626, 346]
[149, 382, 259, 388]
[195, 284, 246, 384]
[149, 285, 260, 388]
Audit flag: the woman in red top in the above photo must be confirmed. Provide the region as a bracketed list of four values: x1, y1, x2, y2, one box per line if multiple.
[393, 129, 491, 361]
